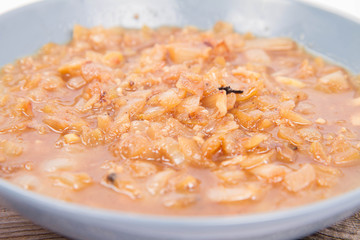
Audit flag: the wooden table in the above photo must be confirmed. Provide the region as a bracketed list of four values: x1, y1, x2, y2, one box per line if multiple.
[0, 206, 359, 240]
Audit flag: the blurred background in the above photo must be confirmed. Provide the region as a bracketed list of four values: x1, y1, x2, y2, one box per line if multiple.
[0, 0, 360, 19]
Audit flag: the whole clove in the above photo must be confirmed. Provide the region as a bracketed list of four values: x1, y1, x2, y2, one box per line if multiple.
[218, 86, 244, 94]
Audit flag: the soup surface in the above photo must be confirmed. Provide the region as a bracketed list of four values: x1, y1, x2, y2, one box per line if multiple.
[1, 22, 360, 215]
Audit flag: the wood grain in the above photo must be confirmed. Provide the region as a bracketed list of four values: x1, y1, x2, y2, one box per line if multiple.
[0, 206, 359, 240]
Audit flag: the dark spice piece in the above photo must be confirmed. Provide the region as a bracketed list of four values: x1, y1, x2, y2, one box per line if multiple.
[289, 144, 298, 151]
[106, 173, 117, 184]
[218, 86, 244, 94]
[100, 91, 107, 103]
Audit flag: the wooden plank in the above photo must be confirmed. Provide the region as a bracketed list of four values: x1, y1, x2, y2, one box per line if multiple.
[0, 206, 359, 239]
[0, 207, 63, 240]
[303, 211, 360, 240]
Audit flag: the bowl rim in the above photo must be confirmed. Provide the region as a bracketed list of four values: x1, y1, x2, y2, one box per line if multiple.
[1, 177, 360, 226]
[1, 0, 360, 25]
[295, 0, 360, 24]
[0, 0, 360, 226]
